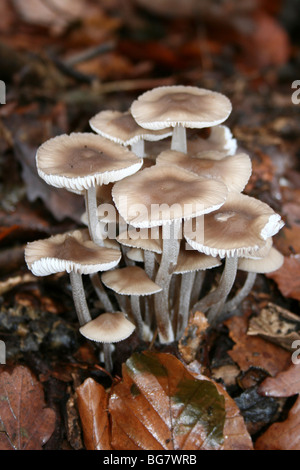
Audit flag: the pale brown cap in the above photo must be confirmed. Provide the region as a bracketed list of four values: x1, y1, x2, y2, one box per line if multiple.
[89, 110, 172, 146]
[101, 266, 162, 296]
[238, 246, 284, 273]
[79, 312, 135, 343]
[184, 193, 284, 258]
[156, 150, 252, 193]
[126, 248, 145, 263]
[112, 164, 228, 228]
[117, 227, 163, 254]
[25, 229, 121, 276]
[187, 125, 237, 156]
[173, 243, 222, 274]
[36, 132, 143, 192]
[131, 85, 232, 130]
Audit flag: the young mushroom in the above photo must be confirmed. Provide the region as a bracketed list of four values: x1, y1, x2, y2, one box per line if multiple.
[89, 109, 172, 158]
[185, 192, 284, 325]
[112, 164, 228, 343]
[101, 265, 162, 339]
[187, 125, 237, 156]
[131, 85, 232, 154]
[24, 229, 121, 326]
[79, 312, 135, 372]
[36, 132, 143, 245]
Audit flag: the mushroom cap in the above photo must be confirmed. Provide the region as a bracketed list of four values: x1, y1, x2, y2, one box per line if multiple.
[173, 243, 222, 274]
[156, 150, 252, 193]
[117, 227, 163, 254]
[184, 193, 284, 258]
[187, 125, 237, 156]
[79, 312, 135, 343]
[101, 266, 162, 296]
[238, 246, 284, 273]
[126, 247, 145, 262]
[89, 110, 172, 146]
[131, 85, 232, 130]
[25, 229, 121, 276]
[36, 132, 143, 192]
[112, 164, 228, 228]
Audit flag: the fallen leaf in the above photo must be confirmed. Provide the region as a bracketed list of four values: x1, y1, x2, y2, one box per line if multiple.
[76, 377, 111, 450]
[248, 303, 300, 351]
[225, 315, 291, 376]
[0, 365, 56, 450]
[267, 255, 300, 301]
[178, 310, 209, 364]
[255, 364, 300, 450]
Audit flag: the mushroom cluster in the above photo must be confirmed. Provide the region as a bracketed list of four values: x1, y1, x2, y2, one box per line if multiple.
[25, 85, 284, 368]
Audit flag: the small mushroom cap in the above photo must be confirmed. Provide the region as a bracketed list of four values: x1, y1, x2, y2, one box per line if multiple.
[131, 85, 232, 130]
[25, 229, 121, 276]
[117, 227, 163, 254]
[156, 150, 252, 193]
[238, 247, 284, 273]
[173, 243, 222, 274]
[36, 132, 143, 192]
[126, 248, 145, 262]
[112, 164, 228, 228]
[79, 312, 135, 343]
[187, 125, 237, 156]
[101, 266, 162, 296]
[89, 110, 172, 146]
[184, 193, 284, 258]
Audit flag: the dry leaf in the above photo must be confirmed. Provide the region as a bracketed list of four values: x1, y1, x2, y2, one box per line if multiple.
[76, 378, 111, 450]
[248, 303, 300, 351]
[0, 365, 56, 450]
[225, 315, 291, 376]
[255, 364, 300, 450]
[178, 310, 209, 364]
[267, 255, 300, 301]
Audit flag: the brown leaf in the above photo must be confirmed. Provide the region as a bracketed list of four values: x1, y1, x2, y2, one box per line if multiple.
[255, 364, 300, 450]
[0, 365, 56, 450]
[178, 310, 209, 364]
[76, 377, 111, 450]
[225, 315, 291, 376]
[248, 303, 300, 351]
[267, 256, 300, 301]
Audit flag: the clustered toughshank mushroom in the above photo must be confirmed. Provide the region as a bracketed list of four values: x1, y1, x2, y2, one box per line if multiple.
[25, 85, 284, 369]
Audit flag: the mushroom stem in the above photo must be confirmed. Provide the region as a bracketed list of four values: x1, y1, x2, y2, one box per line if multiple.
[131, 139, 145, 158]
[69, 271, 92, 326]
[223, 272, 257, 313]
[85, 186, 103, 246]
[103, 343, 113, 373]
[171, 124, 187, 153]
[89, 273, 114, 312]
[154, 220, 181, 343]
[192, 254, 238, 316]
[176, 271, 196, 339]
[189, 270, 206, 307]
[143, 250, 155, 280]
[130, 295, 144, 338]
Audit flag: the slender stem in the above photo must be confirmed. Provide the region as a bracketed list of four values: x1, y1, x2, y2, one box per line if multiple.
[192, 255, 238, 315]
[223, 272, 257, 313]
[130, 295, 144, 338]
[154, 220, 182, 343]
[131, 139, 145, 158]
[176, 271, 196, 339]
[85, 186, 103, 246]
[144, 250, 155, 280]
[89, 273, 114, 312]
[103, 343, 113, 373]
[171, 124, 187, 153]
[115, 293, 128, 313]
[69, 271, 91, 325]
[189, 270, 205, 307]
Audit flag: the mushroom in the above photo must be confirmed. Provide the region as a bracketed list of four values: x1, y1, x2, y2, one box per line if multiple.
[89, 109, 172, 158]
[101, 266, 162, 339]
[131, 85, 232, 153]
[156, 150, 252, 193]
[79, 312, 135, 372]
[187, 125, 237, 156]
[112, 164, 228, 342]
[185, 192, 284, 325]
[223, 245, 284, 314]
[24, 229, 121, 326]
[36, 132, 143, 245]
